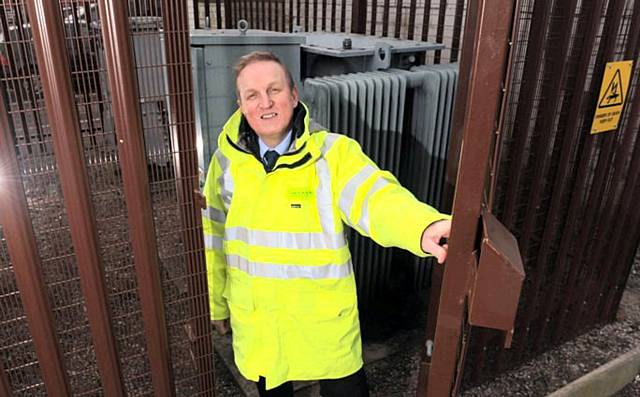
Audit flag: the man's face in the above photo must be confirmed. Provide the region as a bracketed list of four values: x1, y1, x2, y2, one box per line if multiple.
[236, 60, 299, 143]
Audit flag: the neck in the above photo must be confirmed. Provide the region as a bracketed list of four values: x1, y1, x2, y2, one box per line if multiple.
[261, 132, 288, 149]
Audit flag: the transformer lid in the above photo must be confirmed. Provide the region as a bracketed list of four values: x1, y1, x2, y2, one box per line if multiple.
[301, 32, 444, 58]
[190, 29, 306, 46]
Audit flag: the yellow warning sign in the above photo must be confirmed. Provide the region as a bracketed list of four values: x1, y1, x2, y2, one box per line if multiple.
[590, 60, 633, 134]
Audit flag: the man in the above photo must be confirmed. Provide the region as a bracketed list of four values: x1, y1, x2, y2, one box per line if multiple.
[203, 51, 451, 397]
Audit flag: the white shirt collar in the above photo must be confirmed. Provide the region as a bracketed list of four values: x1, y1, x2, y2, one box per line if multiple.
[258, 130, 293, 158]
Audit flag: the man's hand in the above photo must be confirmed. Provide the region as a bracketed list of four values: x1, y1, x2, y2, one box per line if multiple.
[212, 319, 231, 335]
[421, 219, 452, 264]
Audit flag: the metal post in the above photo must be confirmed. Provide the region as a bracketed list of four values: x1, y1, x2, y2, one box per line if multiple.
[162, 0, 216, 393]
[350, 0, 367, 34]
[24, 1, 125, 395]
[0, 87, 70, 397]
[193, 0, 201, 28]
[418, 0, 516, 395]
[97, 1, 176, 395]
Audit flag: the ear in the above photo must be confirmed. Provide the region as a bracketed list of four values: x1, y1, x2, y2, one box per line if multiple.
[291, 86, 299, 106]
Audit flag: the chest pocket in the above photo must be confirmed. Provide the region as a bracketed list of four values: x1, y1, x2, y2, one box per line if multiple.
[245, 168, 323, 233]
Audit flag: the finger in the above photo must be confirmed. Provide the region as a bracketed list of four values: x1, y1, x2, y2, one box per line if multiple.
[424, 239, 447, 263]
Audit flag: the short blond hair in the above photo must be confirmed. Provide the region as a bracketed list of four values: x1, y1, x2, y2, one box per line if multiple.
[233, 51, 295, 93]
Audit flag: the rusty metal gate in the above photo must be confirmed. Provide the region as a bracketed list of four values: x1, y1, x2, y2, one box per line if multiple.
[419, 0, 640, 395]
[0, 1, 214, 395]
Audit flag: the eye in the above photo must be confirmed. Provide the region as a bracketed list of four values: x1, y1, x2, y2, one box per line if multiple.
[246, 93, 257, 100]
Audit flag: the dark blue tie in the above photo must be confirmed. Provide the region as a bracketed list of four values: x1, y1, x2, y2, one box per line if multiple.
[263, 150, 279, 172]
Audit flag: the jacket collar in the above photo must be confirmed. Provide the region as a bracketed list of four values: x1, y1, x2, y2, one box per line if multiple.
[218, 102, 319, 171]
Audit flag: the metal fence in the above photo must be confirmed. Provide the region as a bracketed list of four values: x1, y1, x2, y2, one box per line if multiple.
[463, 0, 640, 386]
[192, 0, 468, 64]
[192, 0, 640, 392]
[0, 1, 214, 395]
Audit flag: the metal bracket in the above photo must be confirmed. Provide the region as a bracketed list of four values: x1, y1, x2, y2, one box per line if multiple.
[468, 208, 525, 348]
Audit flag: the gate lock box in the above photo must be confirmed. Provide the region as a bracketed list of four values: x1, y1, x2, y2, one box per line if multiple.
[468, 209, 525, 348]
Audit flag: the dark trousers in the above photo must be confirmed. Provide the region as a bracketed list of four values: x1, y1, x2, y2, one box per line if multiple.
[256, 367, 370, 397]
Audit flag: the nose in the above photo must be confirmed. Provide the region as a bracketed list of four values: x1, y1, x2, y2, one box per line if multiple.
[258, 93, 273, 109]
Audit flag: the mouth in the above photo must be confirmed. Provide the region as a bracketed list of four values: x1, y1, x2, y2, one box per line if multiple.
[260, 112, 277, 120]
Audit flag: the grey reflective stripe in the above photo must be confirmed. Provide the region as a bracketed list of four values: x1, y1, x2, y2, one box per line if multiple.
[225, 227, 346, 250]
[226, 254, 353, 279]
[315, 158, 338, 234]
[204, 234, 223, 250]
[309, 119, 327, 134]
[358, 176, 391, 235]
[321, 133, 340, 155]
[215, 151, 234, 209]
[339, 164, 376, 220]
[203, 206, 226, 223]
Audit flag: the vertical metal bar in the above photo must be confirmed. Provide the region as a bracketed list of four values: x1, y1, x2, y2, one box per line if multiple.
[330, 0, 336, 31]
[394, 0, 403, 38]
[247, 0, 258, 26]
[382, 0, 390, 37]
[312, 0, 317, 31]
[421, 0, 431, 41]
[370, 0, 378, 35]
[321, 0, 326, 30]
[304, 0, 309, 31]
[97, 1, 176, 395]
[450, 0, 466, 62]
[161, 0, 216, 393]
[0, 86, 70, 397]
[442, 0, 479, 212]
[433, 0, 447, 63]
[290, 0, 295, 31]
[351, 0, 367, 34]
[193, 0, 200, 28]
[340, 0, 346, 32]
[24, 1, 127, 395]
[419, 0, 515, 395]
[216, 0, 222, 29]
[500, 0, 553, 229]
[408, 0, 418, 40]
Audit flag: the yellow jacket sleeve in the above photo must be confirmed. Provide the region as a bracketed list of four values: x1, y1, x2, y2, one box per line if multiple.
[202, 152, 230, 320]
[330, 135, 451, 257]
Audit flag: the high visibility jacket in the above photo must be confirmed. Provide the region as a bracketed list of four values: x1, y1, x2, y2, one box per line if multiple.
[202, 103, 449, 389]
